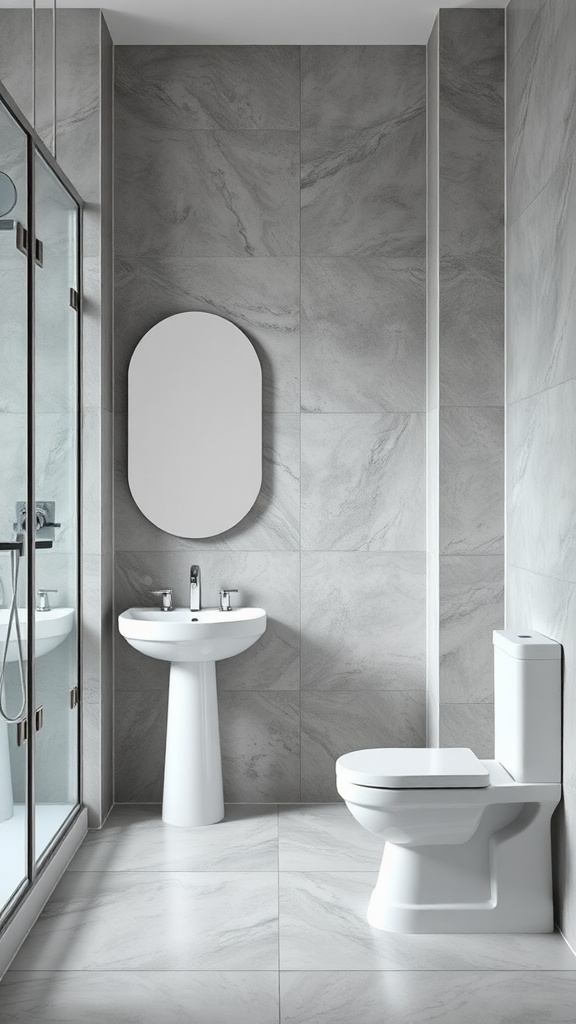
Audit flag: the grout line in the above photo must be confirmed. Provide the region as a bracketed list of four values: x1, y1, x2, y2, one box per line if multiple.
[507, 563, 576, 588]
[507, 375, 576, 407]
[5, 966, 576, 974]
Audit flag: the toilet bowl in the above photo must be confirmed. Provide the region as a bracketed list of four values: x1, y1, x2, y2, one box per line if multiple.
[336, 630, 562, 934]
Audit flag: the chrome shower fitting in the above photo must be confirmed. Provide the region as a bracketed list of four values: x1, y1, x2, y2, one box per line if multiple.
[14, 501, 60, 540]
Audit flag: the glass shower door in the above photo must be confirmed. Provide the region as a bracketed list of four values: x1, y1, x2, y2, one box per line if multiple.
[0, 101, 30, 908]
[33, 150, 79, 863]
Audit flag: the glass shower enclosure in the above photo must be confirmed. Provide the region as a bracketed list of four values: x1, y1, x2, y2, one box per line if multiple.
[0, 83, 81, 924]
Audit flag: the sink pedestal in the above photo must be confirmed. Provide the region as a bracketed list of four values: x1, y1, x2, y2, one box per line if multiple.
[162, 661, 224, 827]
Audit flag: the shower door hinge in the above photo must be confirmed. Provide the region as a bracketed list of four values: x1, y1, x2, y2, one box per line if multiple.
[34, 238, 43, 267]
[69, 287, 79, 311]
[35, 705, 44, 732]
[16, 719, 28, 746]
[69, 686, 79, 710]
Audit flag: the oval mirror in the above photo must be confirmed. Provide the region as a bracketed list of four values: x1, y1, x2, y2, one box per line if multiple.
[0, 171, 17, 216]
[128, 311, 262, 538]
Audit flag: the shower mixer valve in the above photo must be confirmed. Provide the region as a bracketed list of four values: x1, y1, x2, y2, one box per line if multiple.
[14, 501, 61, 540]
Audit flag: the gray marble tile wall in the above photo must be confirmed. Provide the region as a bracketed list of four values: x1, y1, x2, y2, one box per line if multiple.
[506, 0, 576, 950]
[0, 11, 114, 826]
[426, 10, 505, 755]
[114, 45, 427, 803]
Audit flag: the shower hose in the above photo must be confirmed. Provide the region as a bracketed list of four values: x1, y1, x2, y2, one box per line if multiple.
[0, 549, 27, 724]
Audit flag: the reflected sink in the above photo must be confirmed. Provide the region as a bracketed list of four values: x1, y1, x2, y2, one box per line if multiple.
[0, 608, 74, 662]
[118, 606, 266, 663]
[118, 604, 267, 829]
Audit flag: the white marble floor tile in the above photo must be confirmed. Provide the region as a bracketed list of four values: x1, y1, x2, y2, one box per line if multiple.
[279, 871, 576, 971]
[278, 803, 382, 871]
[12, 871, 279, 971]
[69, 803, 279, 872]
[280, 970, 576, 1024]
[0, 971, 279, 1024]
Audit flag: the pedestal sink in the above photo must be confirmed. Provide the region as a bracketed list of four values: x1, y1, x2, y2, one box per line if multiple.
[118, 606, 266, 827]
[0, 607, 74, 662]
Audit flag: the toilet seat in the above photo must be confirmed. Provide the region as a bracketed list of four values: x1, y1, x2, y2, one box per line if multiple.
[336, 747, 490, 789]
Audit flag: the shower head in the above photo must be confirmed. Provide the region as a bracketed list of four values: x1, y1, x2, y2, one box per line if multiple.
[0, 171, 17, 217]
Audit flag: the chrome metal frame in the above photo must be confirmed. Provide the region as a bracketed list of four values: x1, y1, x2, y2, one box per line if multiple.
[0, 76, 83, 934]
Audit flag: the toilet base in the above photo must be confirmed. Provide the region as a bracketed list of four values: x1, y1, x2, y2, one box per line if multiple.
[367, 801, 556, 934]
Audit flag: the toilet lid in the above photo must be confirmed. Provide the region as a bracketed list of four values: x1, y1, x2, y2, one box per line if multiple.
[336, 747, 490, 788]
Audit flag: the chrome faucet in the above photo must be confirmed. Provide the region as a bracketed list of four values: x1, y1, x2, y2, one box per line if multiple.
[190, 565, 201, 612]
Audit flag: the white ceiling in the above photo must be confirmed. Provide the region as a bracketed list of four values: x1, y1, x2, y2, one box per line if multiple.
[2, 0, 508, 45]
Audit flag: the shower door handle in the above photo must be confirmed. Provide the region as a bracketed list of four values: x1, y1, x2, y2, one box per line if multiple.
[35, 706, 44, 732]
[15, 222, 27, 257]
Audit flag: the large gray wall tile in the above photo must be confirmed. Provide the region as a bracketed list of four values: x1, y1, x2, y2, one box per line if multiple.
[439, 555, 504, 704]
[439, 406, 504, 556]
[428, 11, 505, 756]
[508, 381, 576, 580]
[439, 8, 504, 261]
[114, 690, 168, 803]
[115, 127, 300, 258]
[507, 152, 576, 403]
[301, 45, 425, 132]
[300, 45, 425, 259]
[507, 0, 546, 64]
[427, 19, 440, 416]
[427, 21, 441, 745]
[439, 257, 504, 408]
[116, 45, 300, 130]
[301, 413, 425, 551]
[301, 258, 425, 413]
[439, 703, 494, 758]
[507, 0, 576, 226]
[219, 691, 300, 802]
[301, 118, 426, 258]
[301, 691, 426, 801]
[301, 552, 425, 691]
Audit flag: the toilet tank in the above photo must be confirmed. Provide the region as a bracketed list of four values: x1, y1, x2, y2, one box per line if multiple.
[493, 630, 561, 784]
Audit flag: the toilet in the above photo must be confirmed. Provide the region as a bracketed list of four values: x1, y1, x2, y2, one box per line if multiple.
[336, 630, 562, 934]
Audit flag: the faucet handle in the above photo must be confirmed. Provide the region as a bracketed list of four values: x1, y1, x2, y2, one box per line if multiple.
[219, 588, 238, 612]
[37, 588, 57, 612]
[150, 588, 173, 612]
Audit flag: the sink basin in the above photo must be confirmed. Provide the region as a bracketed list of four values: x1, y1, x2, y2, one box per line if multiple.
[0, 606, 76, 825]
[118, 604, 267, 828]
[118, 606, 266, 663]
[0, 607, 74, 661]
